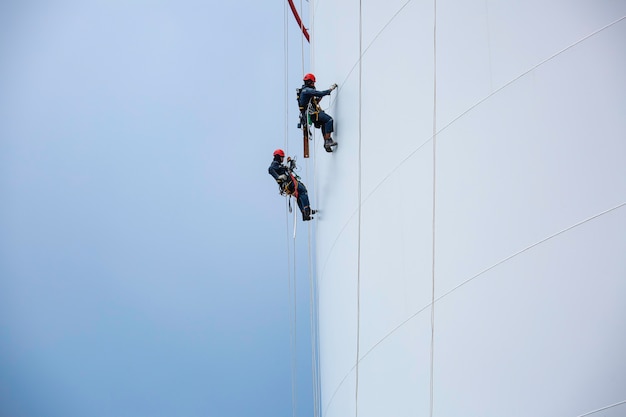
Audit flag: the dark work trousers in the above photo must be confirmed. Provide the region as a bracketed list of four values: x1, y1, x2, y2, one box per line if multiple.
[313, 111, 334, 136]
[295, 182, 310, 213]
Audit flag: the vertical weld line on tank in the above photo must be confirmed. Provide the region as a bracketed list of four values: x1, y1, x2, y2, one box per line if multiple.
[355, 1, 363, 417]
[429, 1, 437, 417]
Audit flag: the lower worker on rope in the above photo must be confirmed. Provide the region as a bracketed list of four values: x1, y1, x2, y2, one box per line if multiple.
[268, 149, 316, 221]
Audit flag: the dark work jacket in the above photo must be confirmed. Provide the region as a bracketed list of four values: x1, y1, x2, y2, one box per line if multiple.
[298, 85, 332, 109]
[268, 159, 288, 181]
[268, 159, 299, 195]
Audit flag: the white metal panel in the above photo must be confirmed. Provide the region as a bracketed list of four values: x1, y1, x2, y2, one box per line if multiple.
[356, 313, 433, 417]
[434, 216, 626, 415]
[437, 0, 626, 127]
[435, 26, 626, 295]
[312, 0, 626, 416]
[359, 0, 435, 198]
[358, 151, 434, 353]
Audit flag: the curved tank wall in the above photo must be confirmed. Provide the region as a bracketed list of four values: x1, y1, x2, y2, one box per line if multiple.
[309, 1, 626, 416]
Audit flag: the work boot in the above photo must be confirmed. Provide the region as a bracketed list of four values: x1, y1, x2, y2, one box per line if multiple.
[323, 133, 337, 152]
[324, 138, 337, 152]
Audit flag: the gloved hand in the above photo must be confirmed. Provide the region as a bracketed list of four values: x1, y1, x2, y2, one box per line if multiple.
[277, 174, 288, 184]
[330, 83, 338, 91]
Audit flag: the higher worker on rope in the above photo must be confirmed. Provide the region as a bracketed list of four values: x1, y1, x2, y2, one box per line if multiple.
[298, 73, 338, 152]
[268, 149, 316, 221]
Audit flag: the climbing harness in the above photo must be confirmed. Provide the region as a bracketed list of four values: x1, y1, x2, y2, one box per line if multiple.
[277, 157, 301, 212]
[296, 88, 323, 129]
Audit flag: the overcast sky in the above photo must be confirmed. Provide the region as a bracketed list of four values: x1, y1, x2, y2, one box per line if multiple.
[0, 1, 317, 416]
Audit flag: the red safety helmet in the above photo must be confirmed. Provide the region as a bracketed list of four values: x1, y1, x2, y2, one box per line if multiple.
[273, 149, 285, 157]
[303, 73, 316, 83]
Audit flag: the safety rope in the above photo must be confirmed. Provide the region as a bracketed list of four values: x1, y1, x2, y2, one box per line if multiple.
[285, 209, 297, 417]
[291, 222, 298, 412]
[300, 3, 323, 417]
[309, 98, 323, 417]
[307, 221, 320, 417]
[300, 0, 307, 75]
[284, 3, 298, 417]
[285, 2, 323, 417]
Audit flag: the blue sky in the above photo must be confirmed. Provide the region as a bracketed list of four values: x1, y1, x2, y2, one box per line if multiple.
[0, 1, 317, 416]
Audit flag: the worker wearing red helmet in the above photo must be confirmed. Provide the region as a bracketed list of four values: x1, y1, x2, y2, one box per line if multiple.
[268, 149, 316, 221]
[299, 73, 338, 152]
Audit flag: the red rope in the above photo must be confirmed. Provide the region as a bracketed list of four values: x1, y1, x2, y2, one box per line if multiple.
[287, 0, 310, 43]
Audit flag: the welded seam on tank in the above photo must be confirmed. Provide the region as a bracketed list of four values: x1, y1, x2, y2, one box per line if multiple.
[322, 202, 626, 415]
[577, 400, 626, 417]
[328, 0, 413, 108]
[363, 202, 626, 360]
[354, 2, 363, 417]
[319, 15, 626, 285]
[359, 14, 626, 211]
[319, 11, 626, 417]
[316, 0, 415, 281]
[429, 1, 437, 416]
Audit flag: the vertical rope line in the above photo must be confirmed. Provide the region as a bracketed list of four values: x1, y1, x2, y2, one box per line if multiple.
[308, 231, 319, 417]
[309, 3, 321, 410]
[310, 0, 315, 71]
[286, 208, 296, 417]
[286, 212, 296, 417]
[284, 3, 298, 417]
[314, 256, 322, 417]
[304, 149, 318, 417]
[299, 3, 321, 417]
[284, 0, 291, 158]
[312, 3, 323, 415]
[355, 1, 363, 417]
[293, 230, 298, 417]
[284, 0, 289, 154]
[288, 219, 297, 417]
[309, 0, 317, 156]
[429, 1, 437, 417]
[300, 0, 306, 75]
[312, 110, 322, 417]
[291, 208, 298, 417]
